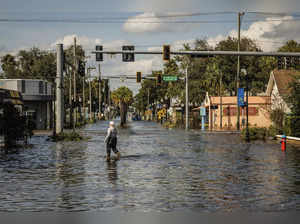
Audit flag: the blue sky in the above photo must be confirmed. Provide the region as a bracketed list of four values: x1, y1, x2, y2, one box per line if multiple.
[1, 0, 300, 93]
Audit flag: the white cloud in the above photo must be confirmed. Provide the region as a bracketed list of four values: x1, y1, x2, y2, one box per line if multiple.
[207, 16, 300, 51]
[123, 12, 195, 33]
[51, 34, 102, 49]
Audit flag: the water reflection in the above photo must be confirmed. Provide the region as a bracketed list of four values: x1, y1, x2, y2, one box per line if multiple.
[106, 161, 118, 184]
[55, 142, 87, 211]
[0, 121, 299, 212]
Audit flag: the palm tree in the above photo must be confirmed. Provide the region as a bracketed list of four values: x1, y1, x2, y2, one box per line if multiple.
[111, 86, 133, 127]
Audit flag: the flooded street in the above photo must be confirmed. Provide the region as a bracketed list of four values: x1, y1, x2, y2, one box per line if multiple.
[0, 120, 300, 212]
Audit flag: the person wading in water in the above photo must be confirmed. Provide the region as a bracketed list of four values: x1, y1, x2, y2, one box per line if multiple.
[104, 121, 121, 162]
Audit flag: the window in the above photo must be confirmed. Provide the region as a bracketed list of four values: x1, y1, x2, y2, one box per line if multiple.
[21, 80, 26, 93]
[39, 81, 43, 94]
[45, 83, 47, 95]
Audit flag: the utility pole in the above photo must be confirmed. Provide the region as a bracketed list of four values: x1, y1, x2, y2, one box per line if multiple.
[86, 67, 96, 121]
[68, 66, 73, 128]
[73, 37, 77, 130]
[220, 74, 223, 130]
[89, 72, 92, 121]
[147, 88, 150, 106]
[56, 44, 64, 134]
[246, 74, 249, 142]
[241, 69, 250, 142]
[82, 74, 85, 121]
[98, 64, 102, 119]
[237, 11, 245, 131]
[185, 65, 189, 130]
[108, 79, 111, 120]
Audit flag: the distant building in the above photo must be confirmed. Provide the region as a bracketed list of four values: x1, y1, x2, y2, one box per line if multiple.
[202, 92, 272, 130]
[266, 69, 300, 114]
[0, 79, 54, 130]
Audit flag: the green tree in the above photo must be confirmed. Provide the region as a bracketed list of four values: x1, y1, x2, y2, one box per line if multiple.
[278, 40, 300, 52]
[1, 54, 20, 78]
[111, 86, 133, 127]
[214, 37, 265, 96]
[286, 74, 300, 137]
[0, 103, 26, 150]
[1, 48, 57, 81]
[278, 40, 300, 70]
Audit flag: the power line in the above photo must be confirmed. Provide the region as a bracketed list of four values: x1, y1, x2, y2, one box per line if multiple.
[1, 17, 300, 24]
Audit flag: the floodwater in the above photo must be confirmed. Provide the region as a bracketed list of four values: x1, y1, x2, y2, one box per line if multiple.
[0, 120, 300, 212]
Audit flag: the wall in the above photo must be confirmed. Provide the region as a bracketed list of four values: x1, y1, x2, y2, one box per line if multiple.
[271, 82, 291, 114]
[0, 80, 18, 91]
[0, 79, 52, 96]
[210, 104, 272, 130]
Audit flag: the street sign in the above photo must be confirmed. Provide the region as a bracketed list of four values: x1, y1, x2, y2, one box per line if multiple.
[200, 107, 206, 116]
[163, 76, 178, 81]
[238, 88, 244, 107]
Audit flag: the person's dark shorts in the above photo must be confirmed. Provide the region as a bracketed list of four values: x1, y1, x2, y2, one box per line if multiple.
[106, 138, 118, 156]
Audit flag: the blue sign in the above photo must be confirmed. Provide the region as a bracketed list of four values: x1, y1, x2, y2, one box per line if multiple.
[200, 107, 206, 116]
[238, 88, 244, 107]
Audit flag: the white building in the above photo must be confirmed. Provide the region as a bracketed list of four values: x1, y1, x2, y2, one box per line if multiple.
[0, 79, 54, 130]
[266, 70, 299, 114]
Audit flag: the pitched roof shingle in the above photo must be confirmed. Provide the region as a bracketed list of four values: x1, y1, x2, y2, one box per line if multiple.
[273, 70, 300, 96]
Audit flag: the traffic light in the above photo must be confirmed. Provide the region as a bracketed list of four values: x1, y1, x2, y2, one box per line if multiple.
[95, 45, 103, 61]
[78, 60, 85, 76]
[157, 73, 162, 85]
[122, 46, 135, 62]
[136, 72, 142, 83]
[163, 45, 170, 61]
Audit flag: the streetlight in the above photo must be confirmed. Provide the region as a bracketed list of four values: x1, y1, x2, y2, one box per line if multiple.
[241, 68, 249, 142]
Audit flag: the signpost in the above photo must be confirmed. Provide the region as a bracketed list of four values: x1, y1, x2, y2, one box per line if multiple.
[200, 107, 206, 131]
[163, 76, 178, 82]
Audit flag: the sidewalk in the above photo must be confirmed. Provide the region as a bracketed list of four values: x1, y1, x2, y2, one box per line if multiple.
[33, 130, 53, 136]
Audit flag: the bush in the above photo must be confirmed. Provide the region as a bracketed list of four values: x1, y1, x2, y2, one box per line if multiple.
[289, 116, 300, 137]
[241, 127, 267, 141]
[267, 125, 277, 138]
[162, 121, 176, 129]
[50, 132, 85, 142]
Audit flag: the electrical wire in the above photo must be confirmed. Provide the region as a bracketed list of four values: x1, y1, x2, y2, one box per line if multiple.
[1, 17, 300, 24]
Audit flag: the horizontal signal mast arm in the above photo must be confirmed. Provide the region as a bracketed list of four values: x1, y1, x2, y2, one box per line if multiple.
[92, 50, 300, 57]
[101, 76, 156, 79]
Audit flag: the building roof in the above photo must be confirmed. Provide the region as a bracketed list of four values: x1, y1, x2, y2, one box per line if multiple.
[207, 96, 271, 106]
[266, 69, 300, 96]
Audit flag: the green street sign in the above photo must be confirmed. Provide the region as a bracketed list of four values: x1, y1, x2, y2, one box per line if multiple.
[163, 76, 178, 81]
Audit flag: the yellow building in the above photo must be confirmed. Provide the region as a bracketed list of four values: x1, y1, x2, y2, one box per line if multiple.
[203, 92, 272, 130]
